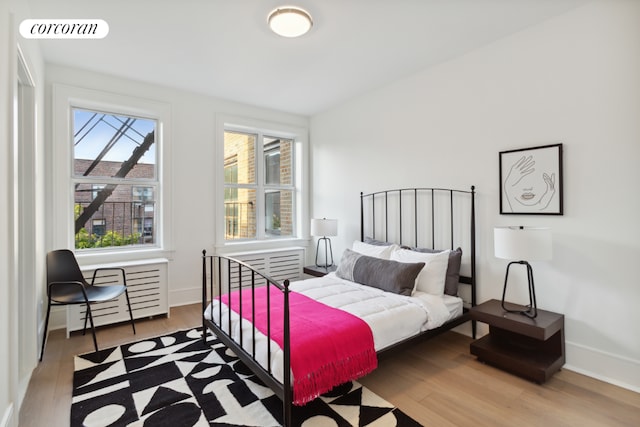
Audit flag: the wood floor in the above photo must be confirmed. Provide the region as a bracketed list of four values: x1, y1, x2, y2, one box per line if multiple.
[20, 304, 640, 426]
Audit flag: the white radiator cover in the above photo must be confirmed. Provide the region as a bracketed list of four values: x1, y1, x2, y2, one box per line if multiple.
[223, 247, 304, 289]
[67, 258, 169, 334]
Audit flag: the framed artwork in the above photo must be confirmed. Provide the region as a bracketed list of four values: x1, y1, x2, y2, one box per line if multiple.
[499, 143, 563, 215]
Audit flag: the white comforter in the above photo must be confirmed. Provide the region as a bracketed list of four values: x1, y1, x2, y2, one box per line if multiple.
[204, 273, 461, 384]
[289, 272, 454, 351]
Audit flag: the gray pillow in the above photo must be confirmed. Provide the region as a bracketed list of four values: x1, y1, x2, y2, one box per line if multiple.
[411, 247, 462, 296]
[364, 236, 411, 250]
[336, 249, 424, 296]
[363, 237, 392, 246]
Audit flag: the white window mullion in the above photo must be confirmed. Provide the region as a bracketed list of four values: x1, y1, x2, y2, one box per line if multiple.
[255, 132, 265, 240]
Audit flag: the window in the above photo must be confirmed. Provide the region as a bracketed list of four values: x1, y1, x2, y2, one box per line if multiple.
[132, 186, 154, 242]
[52, 84, 171, 255]
[92, 219, 106, 237]
[91, 184, 105, 200]
[223, 129, 297, 241]
[72, 108, 158, 249]
[133, 186, 154, 202]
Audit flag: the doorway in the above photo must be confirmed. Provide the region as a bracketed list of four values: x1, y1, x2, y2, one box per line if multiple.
[15, 44, 38, 404]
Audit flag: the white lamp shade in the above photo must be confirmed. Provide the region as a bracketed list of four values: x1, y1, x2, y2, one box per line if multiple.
[311, 218, 337, 237]
[268, 7, 313, 38]
[494, 226, 552, 261]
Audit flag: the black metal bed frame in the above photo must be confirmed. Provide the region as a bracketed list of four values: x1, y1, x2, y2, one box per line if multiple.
[360, 186, 477, 350]
[202, 186, 476, 426]
[201, 254, 294, 424]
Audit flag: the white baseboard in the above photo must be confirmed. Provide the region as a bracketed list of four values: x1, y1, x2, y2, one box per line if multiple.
[564, 340, 640, 393]
[1, 403, 13, 427]
[18, 373, 32, 422]
[454, 324, 639, 392]
[169, 287, 202, 308]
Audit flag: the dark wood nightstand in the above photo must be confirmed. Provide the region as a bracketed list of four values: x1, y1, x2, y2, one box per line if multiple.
[470, 299, 565, 383]
[303, 265, 337, 277]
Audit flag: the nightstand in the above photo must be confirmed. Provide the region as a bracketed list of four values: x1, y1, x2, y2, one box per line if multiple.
[470, 299, 565, 383]
[303, 265, 337, 277]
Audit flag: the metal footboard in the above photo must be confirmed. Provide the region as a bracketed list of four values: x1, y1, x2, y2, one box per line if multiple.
[201, 251, 293, 426]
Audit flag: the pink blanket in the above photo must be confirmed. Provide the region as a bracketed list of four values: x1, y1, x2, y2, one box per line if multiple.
[222, 287, 377, 405]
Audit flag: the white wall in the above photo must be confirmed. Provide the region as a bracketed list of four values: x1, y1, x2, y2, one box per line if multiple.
[44, 65, 309, 311]
[310, 0, 640, 391]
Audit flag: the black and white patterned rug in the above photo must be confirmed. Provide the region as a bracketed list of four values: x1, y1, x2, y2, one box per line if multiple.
[71, 328, 422, 426]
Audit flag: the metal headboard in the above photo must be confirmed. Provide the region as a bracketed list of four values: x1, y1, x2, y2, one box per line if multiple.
[360, 186, 476, 310]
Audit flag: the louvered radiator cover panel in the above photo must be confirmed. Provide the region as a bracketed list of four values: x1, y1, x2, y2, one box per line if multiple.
[66, 258, 169, 334]
[221, 248, 304, 290]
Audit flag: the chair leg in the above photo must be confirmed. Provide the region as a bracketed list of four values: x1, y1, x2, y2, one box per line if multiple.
[39, 299, 52, 361]
[82, 305, 89, 336]
[124, 289, 136, 334]
[85, 303, 99, 352]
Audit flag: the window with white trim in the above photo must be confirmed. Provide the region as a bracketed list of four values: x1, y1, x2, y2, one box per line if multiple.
[52, 84, 171, 255]
[223, 128, 298, 242]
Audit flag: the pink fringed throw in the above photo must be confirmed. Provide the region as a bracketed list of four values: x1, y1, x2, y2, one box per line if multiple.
[222, 287, 377, 405]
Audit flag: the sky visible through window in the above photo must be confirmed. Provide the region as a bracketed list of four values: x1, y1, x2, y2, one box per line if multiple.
[73, 108, 156, 164]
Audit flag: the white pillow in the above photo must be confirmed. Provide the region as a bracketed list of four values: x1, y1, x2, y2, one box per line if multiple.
[351, 240, 398, 259]
[390, 248, 450, 296]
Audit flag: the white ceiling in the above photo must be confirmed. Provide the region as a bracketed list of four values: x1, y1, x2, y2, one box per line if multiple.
[26, 0, 588, 116]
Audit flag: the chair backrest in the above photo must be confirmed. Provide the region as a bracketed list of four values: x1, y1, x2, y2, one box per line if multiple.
[46, 249, 87, 289]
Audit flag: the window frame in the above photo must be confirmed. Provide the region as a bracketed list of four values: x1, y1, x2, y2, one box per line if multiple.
[216, 115, 308, 250]
[51, 84, 172, 263]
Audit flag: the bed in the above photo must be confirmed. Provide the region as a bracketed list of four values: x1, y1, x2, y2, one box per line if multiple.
[202, 186, 476, 426]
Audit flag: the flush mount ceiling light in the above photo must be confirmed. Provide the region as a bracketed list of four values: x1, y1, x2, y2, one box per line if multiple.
[268, 6, 313, 38]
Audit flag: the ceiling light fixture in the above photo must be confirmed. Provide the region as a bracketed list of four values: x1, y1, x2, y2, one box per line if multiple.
[268, 6, 313, 38]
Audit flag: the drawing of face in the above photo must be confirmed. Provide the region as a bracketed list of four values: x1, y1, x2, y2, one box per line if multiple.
[502, 148, 559, 213]
[521, 188, 535, 201]
[515, 176, 544, 206]
[514, 171, 552, 207]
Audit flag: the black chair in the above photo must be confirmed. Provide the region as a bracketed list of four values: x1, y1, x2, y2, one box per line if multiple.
[40, 249, 136, 361]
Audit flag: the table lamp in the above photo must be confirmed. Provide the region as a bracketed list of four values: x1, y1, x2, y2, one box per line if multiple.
[311, 218, 338, 268]
[494, 226, 552, 318]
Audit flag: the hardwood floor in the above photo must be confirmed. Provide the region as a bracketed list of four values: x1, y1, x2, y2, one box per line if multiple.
[19, 304, 202, 427]
[20, 304, 640, 426]
[360, 333, 640, 427]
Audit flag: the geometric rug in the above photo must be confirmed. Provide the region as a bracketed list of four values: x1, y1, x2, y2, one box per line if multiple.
[71, 328, 423, 426]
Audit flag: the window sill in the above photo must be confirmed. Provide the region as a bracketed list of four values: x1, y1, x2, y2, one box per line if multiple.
[214, 238, 310, 255]
[75, 247, 174, 267]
